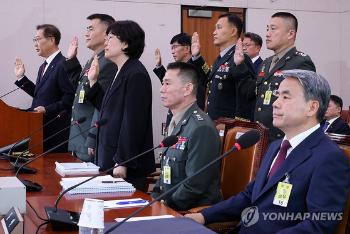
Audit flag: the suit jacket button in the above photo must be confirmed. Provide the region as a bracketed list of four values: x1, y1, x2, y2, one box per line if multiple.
[264, 81, 268, 85]
[261, 94, 264, 98]
[257, 107, 261, 111]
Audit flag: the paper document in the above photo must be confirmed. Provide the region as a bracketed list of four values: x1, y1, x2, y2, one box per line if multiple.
[104, 198, 149, 209]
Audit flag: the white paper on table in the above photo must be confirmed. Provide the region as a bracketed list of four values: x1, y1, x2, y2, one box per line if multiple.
[115, 215, 175, 222]
[78, 198, 104, 229]
[104, 198, 149, 209]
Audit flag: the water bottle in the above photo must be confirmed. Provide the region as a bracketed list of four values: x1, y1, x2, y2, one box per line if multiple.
[79, 226, 104, 234]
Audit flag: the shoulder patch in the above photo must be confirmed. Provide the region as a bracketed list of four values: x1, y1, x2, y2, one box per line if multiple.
[295, 51, 307, 57]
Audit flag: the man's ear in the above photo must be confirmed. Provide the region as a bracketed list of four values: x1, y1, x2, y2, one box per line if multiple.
[307, 100, 319, 117]
[184, 82, 194, 97]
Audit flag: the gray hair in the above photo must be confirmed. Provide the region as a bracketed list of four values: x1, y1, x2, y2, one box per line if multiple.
[282, 69, 331, 122]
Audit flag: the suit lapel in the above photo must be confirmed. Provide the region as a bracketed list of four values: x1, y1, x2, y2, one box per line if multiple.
[101, 58, 128, 108]
[208, 46, 235, 80]
[34, 52, 62, 95]
[265, 47, 297, 81]
[253, 128, 323, 202]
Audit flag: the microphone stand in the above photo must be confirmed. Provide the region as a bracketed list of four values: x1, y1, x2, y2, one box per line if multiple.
[105, 129, 260, 233]
[15, 120, 105, 192]
[45, 135, 178, 231]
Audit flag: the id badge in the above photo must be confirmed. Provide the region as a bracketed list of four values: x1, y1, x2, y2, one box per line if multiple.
[273, 182, 293, 207]
[263, 90, 272, 105]
[78, 87, 85, 104]
[163, 165, 171, 184]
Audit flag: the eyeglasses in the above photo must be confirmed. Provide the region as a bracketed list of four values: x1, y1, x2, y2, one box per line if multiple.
[171, 44, 186, 50]
[33, 37, 44, 43]
[105, 34, 116, 42]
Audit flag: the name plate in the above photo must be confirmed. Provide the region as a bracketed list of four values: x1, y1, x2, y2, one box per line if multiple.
[1, 207, 23, 234]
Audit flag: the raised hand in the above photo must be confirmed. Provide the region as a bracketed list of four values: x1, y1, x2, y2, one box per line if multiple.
[87, 55, 99, 87]
[191, 32, 201, 57]
[234, 38, 245, 66]
[66, 36, 79, 59]
[14, 57, 25, 79]
[155, 48, 162, 66]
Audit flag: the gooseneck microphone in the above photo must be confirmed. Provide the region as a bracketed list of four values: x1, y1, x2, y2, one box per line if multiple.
[104, 130, 261, 233]
[12, 116, 87, 172]
[0, 81, 29, 99]
[14, 119, 107, 192]
[45, 135, 178, 231]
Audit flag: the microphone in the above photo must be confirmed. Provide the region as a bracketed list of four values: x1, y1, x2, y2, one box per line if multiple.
[44, 135, 178, 231]
[14, 119, 107, 192]
[12, 117, 87, 174]
[5, 109, 68, 158]
[0, 81, 29, 99]
[104, 130, 261, 233]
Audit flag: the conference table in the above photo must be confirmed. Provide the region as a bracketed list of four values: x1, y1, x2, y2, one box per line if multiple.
[0, 153, 180, 234]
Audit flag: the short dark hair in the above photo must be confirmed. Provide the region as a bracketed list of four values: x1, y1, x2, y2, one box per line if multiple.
[272, 12, 298, 32]
[170, 33, 191, 46]
[219, 13, 243, 37]
[330, 94, 343, 111]
[87, 14, 115, 27]
[106, 20, 145, 59]
[36, 24, 61, 45]
[244, 32, 263, 47]
[167, 62, 199, 96]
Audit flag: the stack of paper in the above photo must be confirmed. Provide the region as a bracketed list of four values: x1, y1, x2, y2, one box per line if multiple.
[55, 162, 100, 176]
[60, 175, 136, 195]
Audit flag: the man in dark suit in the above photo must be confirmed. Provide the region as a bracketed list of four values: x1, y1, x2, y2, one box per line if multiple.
[186, 69, 350, 233]
[240, 12, 316, 142]
[243, 32, 263, 74]
[151, 62, 222, 211]
[153, 33, 208, 128]
[323, 94, 350, 135]
[63, 14, 117, 161]
[14, 24, 74, 152]
[192, 13, 256, 121]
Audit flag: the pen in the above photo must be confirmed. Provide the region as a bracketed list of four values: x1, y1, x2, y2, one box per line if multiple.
[116, 200, 148, 205]
[101, 181, 120, 183]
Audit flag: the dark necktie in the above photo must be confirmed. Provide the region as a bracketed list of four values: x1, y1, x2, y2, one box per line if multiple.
[322, 121, 330, 132]
[38, 61, 47, 83]
[268, 140, 291, 180]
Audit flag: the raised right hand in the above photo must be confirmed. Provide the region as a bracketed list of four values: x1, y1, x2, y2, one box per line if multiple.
[191, 32, 201, 57]
[155, 48, 162, 66]
[66, 36, 79, 59]
[87, 55, 99, 87]
[14, 57, 25, 79]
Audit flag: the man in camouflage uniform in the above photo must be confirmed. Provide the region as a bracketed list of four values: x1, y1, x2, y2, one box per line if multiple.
[152, 62, 222, 211]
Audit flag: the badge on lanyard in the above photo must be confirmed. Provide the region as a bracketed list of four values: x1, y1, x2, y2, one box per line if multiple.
[263, 90, 272, 105]
[273, 173, 293, 207]
[78, 85, 85, 104]
[163, 158, 171, 184]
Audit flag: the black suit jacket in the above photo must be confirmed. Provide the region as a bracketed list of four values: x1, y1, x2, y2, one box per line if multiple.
[15, 52, 74, 152]
[253, 56, 263, 74]
[326, 117, 350, 135]
[88, 58, 155, 179]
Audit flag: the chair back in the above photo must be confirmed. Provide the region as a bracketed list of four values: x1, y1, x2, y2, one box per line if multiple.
[220, 121, 268, 199]
[327, 133, 350, 234]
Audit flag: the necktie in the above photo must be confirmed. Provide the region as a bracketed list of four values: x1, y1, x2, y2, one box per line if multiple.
[268, 140, 291, 180]
[269, 55, 279, 72]
[323, 121, 330, 132]
[38, 61, 47, 83]
[167, 118, 176, 136]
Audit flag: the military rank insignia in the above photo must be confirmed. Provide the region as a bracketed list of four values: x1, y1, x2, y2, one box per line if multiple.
[295, 51, 307, 56]
[171, 136, 187, 150]
[202, 63, 210, 74]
